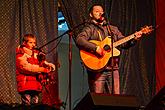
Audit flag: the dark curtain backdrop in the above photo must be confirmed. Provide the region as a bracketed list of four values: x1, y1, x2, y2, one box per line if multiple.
[110, 0, 156, 106]
[0, 0, 20, 104]
[0, 0, 60, 107]
[60, 0, 156, 106]
[155, 0, 165, 93]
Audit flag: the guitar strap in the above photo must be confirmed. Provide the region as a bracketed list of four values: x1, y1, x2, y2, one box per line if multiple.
[97, 31, 103, 41]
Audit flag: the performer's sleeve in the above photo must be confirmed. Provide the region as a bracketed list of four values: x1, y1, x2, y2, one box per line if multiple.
[16, 54, 44, 75]
[76, 26, 97, 53]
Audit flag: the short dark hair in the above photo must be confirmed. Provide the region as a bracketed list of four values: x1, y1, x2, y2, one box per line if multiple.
[22, 34, 36, 43]
[89, 4, 104, 14]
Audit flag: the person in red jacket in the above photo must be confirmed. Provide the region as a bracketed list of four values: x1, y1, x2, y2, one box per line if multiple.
[16, 34, 55, 105]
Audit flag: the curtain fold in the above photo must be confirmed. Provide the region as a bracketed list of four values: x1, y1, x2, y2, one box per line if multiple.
[110, 0, 156, 105]
[155, 0, 165, 93]
[0, 0, 20, 104]
[58, 0, 92, 38]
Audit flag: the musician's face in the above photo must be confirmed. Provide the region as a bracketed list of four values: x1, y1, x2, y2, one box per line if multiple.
[90, 5, 104, 21]
[23, 38, 36, 50]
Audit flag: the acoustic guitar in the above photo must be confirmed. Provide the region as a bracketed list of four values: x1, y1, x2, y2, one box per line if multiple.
[80, 26, 153, 71]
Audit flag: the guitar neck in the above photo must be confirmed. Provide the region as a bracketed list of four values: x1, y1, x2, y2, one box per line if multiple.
[113, 33, 135, 47]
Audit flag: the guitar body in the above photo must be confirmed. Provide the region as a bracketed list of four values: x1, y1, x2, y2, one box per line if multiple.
[80, 37, 120, 71]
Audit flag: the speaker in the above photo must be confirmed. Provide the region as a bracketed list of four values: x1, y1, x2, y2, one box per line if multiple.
[145, 86, 165, 110]
[74, 92, 140, 110]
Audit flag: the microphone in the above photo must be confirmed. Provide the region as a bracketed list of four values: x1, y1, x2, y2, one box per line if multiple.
[96, 14, 104, 23]
[96, 13, 107, 25]
[34, 47, 46, 55]
[33, 47, 42, 52]
[37, 51, 46, 62]
[99, 13, 105, 21]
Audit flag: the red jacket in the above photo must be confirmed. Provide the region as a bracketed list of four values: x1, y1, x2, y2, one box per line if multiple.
[16, 46, 42, 93]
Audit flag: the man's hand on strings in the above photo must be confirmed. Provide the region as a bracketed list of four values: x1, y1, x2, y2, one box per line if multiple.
[96, 46, 106, 56]
[134, 31, 143, 40]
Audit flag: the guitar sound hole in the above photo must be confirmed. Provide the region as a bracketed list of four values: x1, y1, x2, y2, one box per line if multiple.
[103, 45, 111, 52]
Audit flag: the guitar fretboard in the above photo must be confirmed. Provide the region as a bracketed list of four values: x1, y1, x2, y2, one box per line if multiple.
[113, 34, 135, 47]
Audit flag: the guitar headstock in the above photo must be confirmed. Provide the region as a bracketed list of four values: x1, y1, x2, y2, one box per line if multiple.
[141, 25, 153, 34]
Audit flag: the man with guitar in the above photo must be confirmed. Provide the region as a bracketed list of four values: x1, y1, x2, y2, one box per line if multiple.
[16, 34, 55, 105]
[76, 4, 144, 94]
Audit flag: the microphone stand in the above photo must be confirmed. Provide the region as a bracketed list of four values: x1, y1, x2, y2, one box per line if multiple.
[104, 15, 115, 95]
[37, 22, 85, 50]
[37, 22, 86, 110]
[68, 31, 72, 110]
